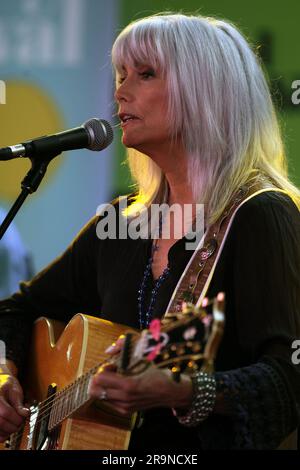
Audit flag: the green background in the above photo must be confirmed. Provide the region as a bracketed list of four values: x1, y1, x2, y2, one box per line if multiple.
[113, 0, 300, 196]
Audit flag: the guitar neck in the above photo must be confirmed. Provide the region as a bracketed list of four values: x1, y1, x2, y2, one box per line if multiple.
[48, 364, 98, 431]
[47, 348, 132, 431]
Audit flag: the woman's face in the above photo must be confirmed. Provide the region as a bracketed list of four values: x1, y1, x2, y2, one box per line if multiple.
[115, 63, 171, 155]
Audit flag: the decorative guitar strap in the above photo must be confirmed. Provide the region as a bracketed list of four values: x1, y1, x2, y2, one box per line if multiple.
[165, 184, 287, 317]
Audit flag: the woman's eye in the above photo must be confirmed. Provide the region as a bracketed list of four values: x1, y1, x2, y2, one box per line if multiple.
[140, 70, 155, 79]
[117, 69, 155, 84]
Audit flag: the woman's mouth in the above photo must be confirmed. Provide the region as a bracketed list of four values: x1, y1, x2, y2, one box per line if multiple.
[119, 113, 141, 127]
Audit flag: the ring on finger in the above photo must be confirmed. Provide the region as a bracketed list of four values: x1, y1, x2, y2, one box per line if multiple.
[99, 389, 108, 400]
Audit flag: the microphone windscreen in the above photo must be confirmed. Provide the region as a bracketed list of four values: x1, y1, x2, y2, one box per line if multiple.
[83, 118, 113, 151]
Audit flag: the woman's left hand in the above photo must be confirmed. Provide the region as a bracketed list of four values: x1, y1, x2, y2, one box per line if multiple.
[88, 363, 193, 416]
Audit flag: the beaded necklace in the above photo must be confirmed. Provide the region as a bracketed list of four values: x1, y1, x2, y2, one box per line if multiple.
[138, 231, 170, 330]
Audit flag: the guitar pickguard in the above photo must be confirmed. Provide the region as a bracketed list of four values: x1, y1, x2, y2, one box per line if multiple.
[30, 384, 60, 450]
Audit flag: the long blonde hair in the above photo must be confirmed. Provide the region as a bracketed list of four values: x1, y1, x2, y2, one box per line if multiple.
[112, 13, 300, 224]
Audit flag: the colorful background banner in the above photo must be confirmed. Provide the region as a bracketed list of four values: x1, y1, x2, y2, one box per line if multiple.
[0, 0, 118, 274]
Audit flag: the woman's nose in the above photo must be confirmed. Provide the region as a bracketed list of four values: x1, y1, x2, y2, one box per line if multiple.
[115, 80, 134, 103]
[114, 87, 124, 102]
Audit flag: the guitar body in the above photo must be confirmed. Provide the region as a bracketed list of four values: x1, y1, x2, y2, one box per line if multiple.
[15, 314, 134, 450]
[1, 302, 225, 451]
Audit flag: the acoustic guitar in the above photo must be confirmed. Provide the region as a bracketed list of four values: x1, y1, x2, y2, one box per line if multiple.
[2, 301, 224, 450]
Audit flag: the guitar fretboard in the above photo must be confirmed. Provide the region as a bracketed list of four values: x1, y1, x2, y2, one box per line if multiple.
[47, 337, 137, 431]
[48, 365, 98, 431]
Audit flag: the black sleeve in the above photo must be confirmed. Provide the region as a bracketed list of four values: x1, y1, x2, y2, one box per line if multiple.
[233, 191, 300, 362]
[199, 191, 300, 449]
[0, 214, 102, 372]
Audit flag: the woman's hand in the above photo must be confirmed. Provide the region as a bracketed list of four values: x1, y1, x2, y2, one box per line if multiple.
[0, 364, 30, 443]
[88, 337, 193, 416]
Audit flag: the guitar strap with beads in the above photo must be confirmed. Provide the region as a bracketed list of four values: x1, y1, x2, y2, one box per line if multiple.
[165, 185, 286, 316]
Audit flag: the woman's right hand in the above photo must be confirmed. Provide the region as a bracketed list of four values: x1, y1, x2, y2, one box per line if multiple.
[0, 364, 30, 443]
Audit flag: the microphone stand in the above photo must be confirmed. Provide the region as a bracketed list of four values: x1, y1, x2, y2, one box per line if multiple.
[0, 154, 57, 240]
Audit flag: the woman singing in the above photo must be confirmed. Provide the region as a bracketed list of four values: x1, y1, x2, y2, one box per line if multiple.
[0, 13, 299, 450]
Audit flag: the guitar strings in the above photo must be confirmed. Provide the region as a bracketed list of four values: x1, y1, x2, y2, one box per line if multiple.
[9, 356, 113, 444]
[26, 331, 141, 420]
[14, 324, 152, 436]
[30, 312, 204, 421]
[9, 339, 138, 445]
[12, 350, 200, 447]
[31, 313, 203, 423]
[10, 312, 206, 446]
[27, 330, 141, 421]
[10, 372, 94, 444]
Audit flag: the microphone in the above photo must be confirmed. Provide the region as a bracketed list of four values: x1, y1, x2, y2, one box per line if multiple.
[0, 118, 113, 161]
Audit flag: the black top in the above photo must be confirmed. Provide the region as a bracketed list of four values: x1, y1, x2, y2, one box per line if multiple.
[0, 190, 300, 449]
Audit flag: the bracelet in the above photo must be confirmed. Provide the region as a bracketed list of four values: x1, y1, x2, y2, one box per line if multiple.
[172, 371, 216, 427]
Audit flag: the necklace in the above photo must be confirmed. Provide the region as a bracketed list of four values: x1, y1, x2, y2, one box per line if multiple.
[137, 237, 170, 330]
